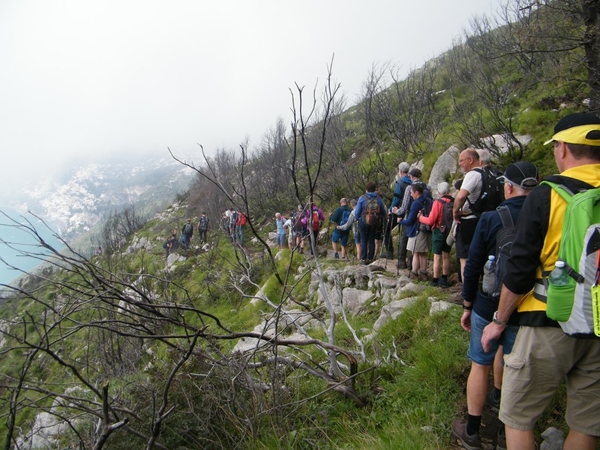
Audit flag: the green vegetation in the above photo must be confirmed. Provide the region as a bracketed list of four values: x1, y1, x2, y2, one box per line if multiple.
[1, 1, 598, 448]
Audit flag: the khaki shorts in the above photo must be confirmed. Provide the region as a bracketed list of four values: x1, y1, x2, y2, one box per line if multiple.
[500, 326, 600, 435]
[407, 231, 431, 253]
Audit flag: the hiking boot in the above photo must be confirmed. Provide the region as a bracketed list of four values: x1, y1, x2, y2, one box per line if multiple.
[486, 390, 500, 412]
[409, 271, 419, 280]
[396, 261, 407, 269]
[334, 252, 339, 259]
[496, 427, 507, 450]
[418, 270, 429, 282]
[452, 418, 482, 450]
[430, 278, 439, 287]
[439, 277, 449, 288]
[359, 260, 367, 266]
[383, 251, 393, 259]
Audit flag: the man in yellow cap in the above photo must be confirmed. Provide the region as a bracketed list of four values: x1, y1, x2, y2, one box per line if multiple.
[482, 112, 600, 450]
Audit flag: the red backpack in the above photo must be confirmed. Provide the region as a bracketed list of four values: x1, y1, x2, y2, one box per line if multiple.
[311, 210, 320, 231]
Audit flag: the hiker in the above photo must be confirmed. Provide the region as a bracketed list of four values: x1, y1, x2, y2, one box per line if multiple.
[275, 212, 286, 250]
[418, 181, 453, 287]
[482, 113, 600, 450]
[229, 208, 238, 241]
[291, 204, 307, 254]
[283, 213, 294, 250]
[393, 167, 416, 269]
[336, 199, 360, 259]
[197, 212, 209, 244]
[221, 212, 229, 235]
[374, 191, 386, 258]
[399, 183, 430, 281]
[235, 211, 247, 245]
[163, 234, 177, 258]
[181, 219, 194, 249]
[330, 198, 352, 259]
[355, 182, 386, 265]
[302, 202, 325, 256]
[452, 161, 538, 450]
[384, 162, 411, 260]
[453, 149, 483, 279]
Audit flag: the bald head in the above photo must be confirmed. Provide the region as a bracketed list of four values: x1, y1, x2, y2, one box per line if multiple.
[459, 148, 480, 173]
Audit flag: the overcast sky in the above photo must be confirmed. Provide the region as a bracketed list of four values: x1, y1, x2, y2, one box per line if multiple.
[0, 0, 504, 193]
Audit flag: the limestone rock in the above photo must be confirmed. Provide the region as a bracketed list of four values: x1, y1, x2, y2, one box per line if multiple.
[372, 297, 419, 332]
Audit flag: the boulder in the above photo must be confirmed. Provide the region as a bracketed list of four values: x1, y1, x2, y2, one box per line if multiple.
[372, 296, 419, 332]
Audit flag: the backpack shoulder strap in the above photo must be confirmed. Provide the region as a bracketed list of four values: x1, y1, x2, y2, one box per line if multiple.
[541, 176, 596, 203]
[496, 205, 514, 228]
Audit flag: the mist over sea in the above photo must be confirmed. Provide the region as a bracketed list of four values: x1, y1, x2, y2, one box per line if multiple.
[0, 207, 64, 286]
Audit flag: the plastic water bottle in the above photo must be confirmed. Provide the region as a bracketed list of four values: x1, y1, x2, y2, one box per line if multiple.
[549, 260, 570, 286]
[482, 255, 496, 294]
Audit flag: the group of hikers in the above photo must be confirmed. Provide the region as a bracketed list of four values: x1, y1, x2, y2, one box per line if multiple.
[163, 212, 211, 256]
[159, 113, 600, 450]
[272, 112, 600, 450]
[448, 113, 600, 450]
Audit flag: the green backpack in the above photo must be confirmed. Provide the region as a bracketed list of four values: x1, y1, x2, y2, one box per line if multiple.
[542, 179, 600, 337]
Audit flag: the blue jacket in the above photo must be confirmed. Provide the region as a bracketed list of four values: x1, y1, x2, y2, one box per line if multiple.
[399, 195, 426, 238]
[390, 175, 412, 210]
[355, 192, 386, 224]
[462, 196, 527, 323]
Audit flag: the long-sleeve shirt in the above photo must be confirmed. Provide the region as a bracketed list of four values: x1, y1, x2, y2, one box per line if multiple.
[399, 196, 426, 238]
[390, 175, 412, 210]
[461, 196, 527, 324]
[419, 195, 453, 229]
[397, 178, 418, 217]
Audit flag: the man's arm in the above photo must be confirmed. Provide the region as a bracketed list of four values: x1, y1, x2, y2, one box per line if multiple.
[397, 186, 412, 217]
[481, 285, 523, 352]
[453, 188, 469, 221]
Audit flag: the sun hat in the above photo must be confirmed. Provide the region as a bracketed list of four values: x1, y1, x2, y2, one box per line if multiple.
[543, 112, 600, 146]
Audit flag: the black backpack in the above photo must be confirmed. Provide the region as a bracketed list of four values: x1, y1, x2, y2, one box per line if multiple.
[470, 167, 504, 214]
[492, 205, 515, 297]
[415, 182, 433, 232]
[198, 216, 209, 231]
[437, 196, 455, 235]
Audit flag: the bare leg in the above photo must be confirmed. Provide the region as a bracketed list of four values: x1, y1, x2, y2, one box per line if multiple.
[433, 253, 441, 278]
[505, 427, 536, 450]
[564, 430, 597, 450]
[493, 346, 503, 390]
[467, 362, 491, 416]
[442, 251, 451, 276]
[418, 253, 428, 273]
[411, 252, 420, 272]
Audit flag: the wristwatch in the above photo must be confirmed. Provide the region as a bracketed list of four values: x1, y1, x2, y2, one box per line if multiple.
[492, 311, 508, 326]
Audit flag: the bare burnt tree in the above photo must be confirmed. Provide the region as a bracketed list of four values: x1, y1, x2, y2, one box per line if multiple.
[170, 60, 368, 403]
[495, 0, 600, 113]
[357, 61, 444, 177]
[244, 117, 294, 214]
[98, 205, 147, 255]
[445, 15, 531, 162]
[387, 65, 445, 161]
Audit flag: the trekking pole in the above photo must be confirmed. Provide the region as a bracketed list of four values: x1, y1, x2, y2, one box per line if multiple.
[397, 224, 402, 277]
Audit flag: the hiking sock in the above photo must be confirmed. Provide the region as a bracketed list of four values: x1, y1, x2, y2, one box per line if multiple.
[441, 274, 448, 281]
[466, 414, 481, 436]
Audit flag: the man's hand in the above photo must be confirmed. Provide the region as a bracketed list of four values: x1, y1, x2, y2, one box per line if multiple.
[460, 310, 472, 332]
[481, 322, 504, 352]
